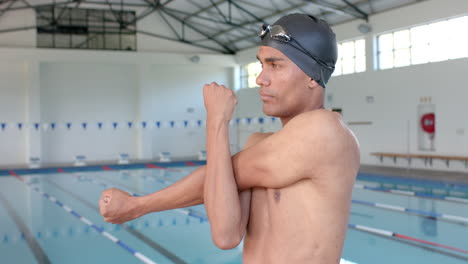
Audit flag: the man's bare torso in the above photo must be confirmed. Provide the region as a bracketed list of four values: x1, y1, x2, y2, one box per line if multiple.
[241, 113, 359, 264]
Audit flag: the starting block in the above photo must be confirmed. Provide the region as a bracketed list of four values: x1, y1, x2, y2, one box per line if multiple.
[29, 157, 41, 169]
[159, 152, 171, 162]
[74, 155, 87, 166]
[198, 150, 207, 161]
[118, 153, 130, 164]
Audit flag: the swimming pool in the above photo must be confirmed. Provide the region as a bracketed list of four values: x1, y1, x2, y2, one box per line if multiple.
[1, 163, 467, 264]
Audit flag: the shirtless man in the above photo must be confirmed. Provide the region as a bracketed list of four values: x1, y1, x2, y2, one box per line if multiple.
[100, 14, 360, 263]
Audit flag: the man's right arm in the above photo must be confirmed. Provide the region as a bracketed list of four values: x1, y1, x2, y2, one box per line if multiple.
[100, 133, 266, 225]
[100, 165, 206, 224]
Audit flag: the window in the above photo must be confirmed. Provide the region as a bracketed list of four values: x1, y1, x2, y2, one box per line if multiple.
[333, 38, 366, 76]
[240, 62, 262, 89]
[36, 6, 137, 51]
[377, 15, 468, 70]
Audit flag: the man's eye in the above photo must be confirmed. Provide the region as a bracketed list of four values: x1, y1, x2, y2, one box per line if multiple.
[272, 64, 280, 69]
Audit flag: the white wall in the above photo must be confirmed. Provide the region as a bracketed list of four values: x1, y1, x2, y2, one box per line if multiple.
[235, 0, 468, 172]
[39, 62, 138, 164]
[0, 48, 236, 167]
[145, 64, 232, 158]
[0, 62, 27, 165]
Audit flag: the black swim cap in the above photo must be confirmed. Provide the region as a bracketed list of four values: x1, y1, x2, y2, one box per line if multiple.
[260, 13, 338, 88]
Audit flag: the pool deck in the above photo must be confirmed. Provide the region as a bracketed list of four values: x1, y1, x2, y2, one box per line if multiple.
[359, 165, 468, 185]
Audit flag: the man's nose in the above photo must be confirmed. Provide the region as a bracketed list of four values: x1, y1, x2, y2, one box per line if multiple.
[256, 70, 270, 87]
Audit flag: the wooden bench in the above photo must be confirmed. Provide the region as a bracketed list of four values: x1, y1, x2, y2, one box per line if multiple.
[371, 152, 468, 168]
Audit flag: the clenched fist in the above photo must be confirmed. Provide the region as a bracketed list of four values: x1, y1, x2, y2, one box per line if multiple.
[203, 82, 237, 123]
[99, 188, 143, 224]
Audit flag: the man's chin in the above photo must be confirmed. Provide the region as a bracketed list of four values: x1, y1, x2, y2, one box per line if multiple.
[262, 107, 279, 117]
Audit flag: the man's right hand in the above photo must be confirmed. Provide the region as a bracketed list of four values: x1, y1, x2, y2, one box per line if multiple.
[99, 188, 143, 224]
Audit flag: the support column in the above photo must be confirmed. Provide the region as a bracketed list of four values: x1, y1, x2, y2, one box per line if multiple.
[136, 63, 153, 161]
[24, 60, 41, 165]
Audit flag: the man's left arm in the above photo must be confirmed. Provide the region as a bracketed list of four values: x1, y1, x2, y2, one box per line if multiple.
[203, 82, 250, 250]
[202, 83, 360, 249]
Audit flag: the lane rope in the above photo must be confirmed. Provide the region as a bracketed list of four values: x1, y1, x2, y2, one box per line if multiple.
[349, 223, 468, 255]
[354, 183, 468, 204]
[352, 199, 468, 224]
[10, 171, 157, 264]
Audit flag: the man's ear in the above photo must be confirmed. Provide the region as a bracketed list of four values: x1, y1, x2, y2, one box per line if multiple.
[308, 78, 321, 89]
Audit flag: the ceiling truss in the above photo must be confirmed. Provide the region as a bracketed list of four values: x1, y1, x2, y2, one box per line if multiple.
[0, 0, 423, 54]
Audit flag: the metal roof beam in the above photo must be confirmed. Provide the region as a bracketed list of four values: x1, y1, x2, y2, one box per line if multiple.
[227, 0, 265, 24]
[137, 29, 228, 53]
[188, 20, 257, 45]
[161, 0, 174, 6]
[209, 0, 228, 23]
[183, 0, 226, 22]
[235, 0, 276, 13]
[21, 0, 54, 23]
[0, 25, 36, 33]
[164, 7, 256, 35]
[160, 6, 235, 54]
[304, 0, 366, 20]
[54, 0, 84, 23]
[342, 0, 368, 21]
[235, 0, 372, 45]
[76, 1, 149, 7]
[0, 0, 16, 19]
[105, 0, 122, 23]
[209, 2, 309, 39]
[5, 1, 77, 11]
[125, 5, 159, 26]
[157, 8, 180, 40]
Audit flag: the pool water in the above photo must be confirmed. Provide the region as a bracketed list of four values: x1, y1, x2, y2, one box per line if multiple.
[1, 164, 467, 264]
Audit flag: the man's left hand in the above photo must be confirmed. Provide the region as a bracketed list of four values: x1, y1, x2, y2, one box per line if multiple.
[203, 82, 237, 123]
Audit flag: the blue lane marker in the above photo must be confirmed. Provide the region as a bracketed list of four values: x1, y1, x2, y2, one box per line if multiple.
[187, 209, 208, 221]
[91, 224, 104, 233]
[352, 199, 374, 206]
[117, 240, 137, 255]
[414, 192, 445, 199]
[70, 211, 81, 218]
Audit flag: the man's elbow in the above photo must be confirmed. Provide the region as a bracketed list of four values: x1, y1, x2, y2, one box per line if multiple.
[211, 231, 243, 250]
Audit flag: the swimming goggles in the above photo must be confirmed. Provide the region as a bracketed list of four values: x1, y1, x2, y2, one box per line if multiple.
[259, 24, 334, 71]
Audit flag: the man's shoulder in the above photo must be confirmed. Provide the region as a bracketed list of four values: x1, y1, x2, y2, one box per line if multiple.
[286, 109, 345, 135]
[244, 132, 274, 149]
[287, 110, 359, 162]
